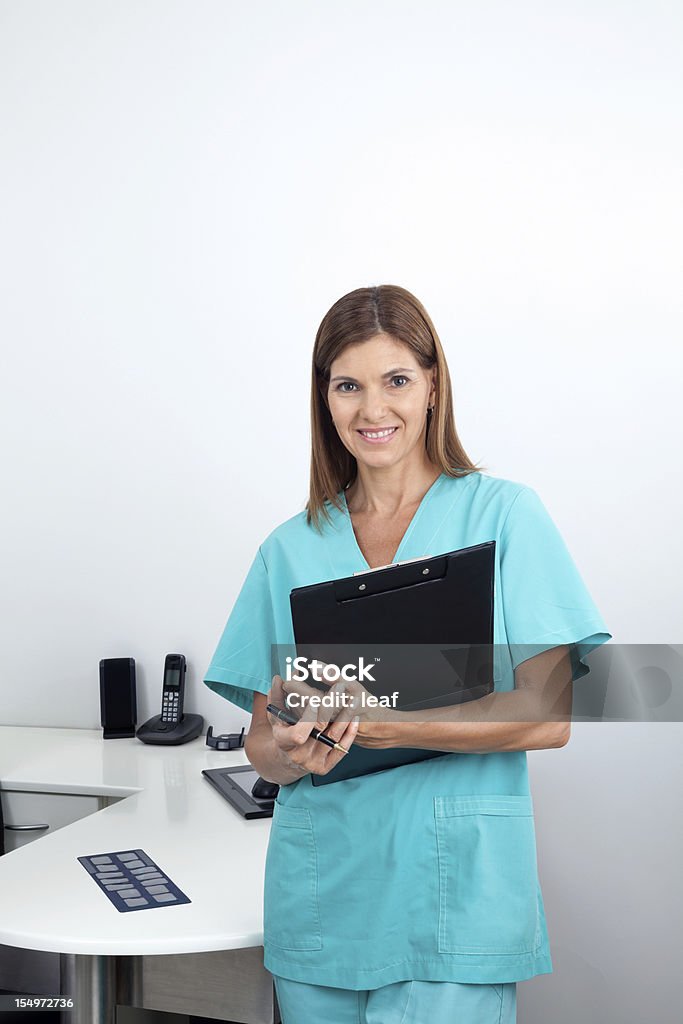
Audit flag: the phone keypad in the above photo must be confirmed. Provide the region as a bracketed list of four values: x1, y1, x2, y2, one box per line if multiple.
[78, 849, 191, 912]
[162, 692, 181, 723]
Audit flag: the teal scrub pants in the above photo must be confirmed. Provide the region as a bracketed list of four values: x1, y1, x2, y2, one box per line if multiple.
[273, 976, 517, 1024]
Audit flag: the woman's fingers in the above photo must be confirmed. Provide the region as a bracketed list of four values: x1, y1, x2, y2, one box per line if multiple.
[268, 673, 361, 775]
[324, 718, 360, 761]
[279, 669, 349, 732]
[269, 673, 287, 707]
[306, 716, 360, 773]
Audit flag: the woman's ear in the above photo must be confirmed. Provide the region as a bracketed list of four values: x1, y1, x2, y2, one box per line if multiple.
[429, 368, 437, 405]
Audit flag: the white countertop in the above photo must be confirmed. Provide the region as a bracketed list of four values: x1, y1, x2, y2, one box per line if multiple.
[0, 726, 273, 956]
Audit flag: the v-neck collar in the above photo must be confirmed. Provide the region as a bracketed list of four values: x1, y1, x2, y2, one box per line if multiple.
[340, 471, 446, 571]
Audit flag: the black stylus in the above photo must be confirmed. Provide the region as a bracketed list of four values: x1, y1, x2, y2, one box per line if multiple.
[265, 703, 349, 753]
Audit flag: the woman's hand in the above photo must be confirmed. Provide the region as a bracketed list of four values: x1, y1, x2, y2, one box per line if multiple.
[267, 673, 361, 778]
[279, 661, 394, 750]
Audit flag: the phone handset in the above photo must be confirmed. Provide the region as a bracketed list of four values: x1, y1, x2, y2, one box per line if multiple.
[136, 653, 202, 745]
[160, 654, 186, 725]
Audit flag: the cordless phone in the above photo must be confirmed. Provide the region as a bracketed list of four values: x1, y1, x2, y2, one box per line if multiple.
[160, 654, 186, 724]
[136, 653, 203, 745]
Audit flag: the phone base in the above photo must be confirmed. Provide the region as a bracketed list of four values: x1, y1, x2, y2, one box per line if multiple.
[136, 713, 204, 745]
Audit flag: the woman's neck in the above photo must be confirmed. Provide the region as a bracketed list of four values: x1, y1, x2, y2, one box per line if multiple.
[345, 458, 441, 516]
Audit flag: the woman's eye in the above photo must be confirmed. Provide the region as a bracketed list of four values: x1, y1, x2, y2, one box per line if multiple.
[336, 382, 358, 393]
[392, 376, 409, 387]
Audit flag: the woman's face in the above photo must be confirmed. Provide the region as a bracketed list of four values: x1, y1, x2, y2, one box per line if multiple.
[326, 333, 436, 470]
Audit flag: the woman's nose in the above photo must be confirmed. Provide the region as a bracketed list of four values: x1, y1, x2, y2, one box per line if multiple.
[359, 389, 389, 420]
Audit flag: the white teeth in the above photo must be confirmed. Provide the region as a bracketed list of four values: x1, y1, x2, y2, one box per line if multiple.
[359, 428, 397, 438]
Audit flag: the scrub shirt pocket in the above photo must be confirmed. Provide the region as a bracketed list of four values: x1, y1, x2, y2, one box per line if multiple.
[264, 803, 322, 951]
[434, 794, 541, 956]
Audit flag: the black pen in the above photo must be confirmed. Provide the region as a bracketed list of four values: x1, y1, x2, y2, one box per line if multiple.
[266, 703, 349, 753]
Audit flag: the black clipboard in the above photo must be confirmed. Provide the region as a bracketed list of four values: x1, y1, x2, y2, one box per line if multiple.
[288, 542, 495, 786]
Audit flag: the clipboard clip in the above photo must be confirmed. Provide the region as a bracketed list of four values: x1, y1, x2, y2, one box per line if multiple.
[337, 553, 447, 602]
[352, 554, 434, 577]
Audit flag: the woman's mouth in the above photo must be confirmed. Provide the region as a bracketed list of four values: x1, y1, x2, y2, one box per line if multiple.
[356, 426, 399, 444]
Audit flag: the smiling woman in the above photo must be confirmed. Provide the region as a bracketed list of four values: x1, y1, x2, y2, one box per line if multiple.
[203, 284, 611, 1024]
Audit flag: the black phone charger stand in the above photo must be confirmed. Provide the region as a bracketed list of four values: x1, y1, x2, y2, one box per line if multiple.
[136, 713, 204, 745]
[205, 726, 246, 750]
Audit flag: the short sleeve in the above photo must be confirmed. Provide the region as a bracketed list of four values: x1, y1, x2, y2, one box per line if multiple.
[499, 486, 612, 680]
[203, 546, 275, 714]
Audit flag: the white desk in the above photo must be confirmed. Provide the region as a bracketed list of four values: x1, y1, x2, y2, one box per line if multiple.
[0, 725, 278, 1024]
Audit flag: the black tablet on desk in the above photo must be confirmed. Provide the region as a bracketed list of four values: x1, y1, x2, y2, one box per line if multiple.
[202, 765, 275, 818]
[289, 542, 495, 786]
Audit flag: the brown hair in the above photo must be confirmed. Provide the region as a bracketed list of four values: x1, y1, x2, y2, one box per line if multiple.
[305, 284, 485, 531]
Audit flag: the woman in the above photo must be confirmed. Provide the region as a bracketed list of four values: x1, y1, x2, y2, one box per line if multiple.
[204, 285, 611, 1024]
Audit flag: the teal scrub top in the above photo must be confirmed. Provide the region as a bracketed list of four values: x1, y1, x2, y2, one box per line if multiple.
[203, 471, 612, 989]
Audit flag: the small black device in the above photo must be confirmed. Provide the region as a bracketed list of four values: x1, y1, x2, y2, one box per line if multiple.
[202, 765, 278, 819]
[251, 777, 279, 800]
[136, 653, 204, 745]
[205, 725, 246, 750]
[100, 657, 137, 739]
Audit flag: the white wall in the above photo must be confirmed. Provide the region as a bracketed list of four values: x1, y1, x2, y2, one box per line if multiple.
[1, 2, 680, 1021]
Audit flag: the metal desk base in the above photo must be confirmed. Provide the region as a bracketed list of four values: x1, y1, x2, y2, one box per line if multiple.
[60, 954, 142, 1024]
